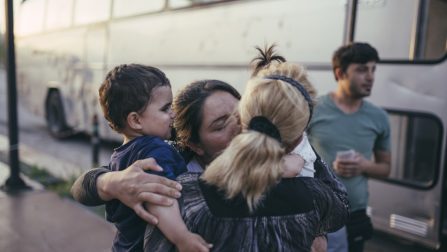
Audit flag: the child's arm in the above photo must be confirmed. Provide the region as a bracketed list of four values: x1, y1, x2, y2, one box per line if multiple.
[145, 201, 212, 252]
[282, 154, 304, 178]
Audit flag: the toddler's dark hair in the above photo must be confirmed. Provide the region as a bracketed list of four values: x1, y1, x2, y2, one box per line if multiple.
[99, 64, 170, 132]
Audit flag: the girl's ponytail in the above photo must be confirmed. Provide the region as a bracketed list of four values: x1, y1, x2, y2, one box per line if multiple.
[202, 130, 284, 212]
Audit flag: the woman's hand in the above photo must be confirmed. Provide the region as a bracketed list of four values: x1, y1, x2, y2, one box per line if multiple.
[97, 158, 182, 224]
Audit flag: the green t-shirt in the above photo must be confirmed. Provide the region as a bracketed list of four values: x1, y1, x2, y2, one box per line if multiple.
[308, 94, 390, 212]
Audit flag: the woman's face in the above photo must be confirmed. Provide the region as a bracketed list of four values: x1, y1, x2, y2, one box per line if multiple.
[190, 91, 240, 165]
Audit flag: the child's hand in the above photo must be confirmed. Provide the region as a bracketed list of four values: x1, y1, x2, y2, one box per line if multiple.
[311, 235, 327, 252]
[283, 154, 304, 178]
[177, 232, 213, 252]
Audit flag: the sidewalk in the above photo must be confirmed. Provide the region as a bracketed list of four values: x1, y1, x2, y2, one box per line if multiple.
[0, 162, 116, 252]
[0, 134, 87, 180]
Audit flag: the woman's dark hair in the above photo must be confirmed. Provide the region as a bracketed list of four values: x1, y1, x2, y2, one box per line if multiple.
[251, 44, 286, 77]
[99, 64, 170, 132]
[332, 42, 380, 80]
[173, 80, 240, 149]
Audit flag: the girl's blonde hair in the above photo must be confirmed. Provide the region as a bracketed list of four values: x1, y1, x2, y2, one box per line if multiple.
[252, 45, 317, 101]
[202, 45, 316, 212]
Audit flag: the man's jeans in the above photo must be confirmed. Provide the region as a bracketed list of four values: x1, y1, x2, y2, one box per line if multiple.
[327, 226, 348, 252]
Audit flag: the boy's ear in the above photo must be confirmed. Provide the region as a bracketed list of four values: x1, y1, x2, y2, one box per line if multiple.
[187, 142, 205, 156]
[335, 68, 345, 81]
[127, 112, 142, 130]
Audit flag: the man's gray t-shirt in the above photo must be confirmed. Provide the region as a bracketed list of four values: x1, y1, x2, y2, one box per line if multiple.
[307, 94, 390, 212]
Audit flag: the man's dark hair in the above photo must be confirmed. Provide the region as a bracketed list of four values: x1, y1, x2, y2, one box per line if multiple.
[99, 64, 170, 133]
[173, 80, 240, 150]
[332, 42, 380, 80]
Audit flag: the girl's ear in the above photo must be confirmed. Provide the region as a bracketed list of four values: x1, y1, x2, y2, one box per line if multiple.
[126, 112, 142, 130]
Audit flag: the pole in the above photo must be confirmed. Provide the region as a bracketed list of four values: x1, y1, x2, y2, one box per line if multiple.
[344, 0, 358, 44]
[91, 114, 100, 167]
[2, 0, 28, 190]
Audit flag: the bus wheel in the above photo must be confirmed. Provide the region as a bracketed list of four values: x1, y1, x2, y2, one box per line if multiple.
[45, 91, 71, 138]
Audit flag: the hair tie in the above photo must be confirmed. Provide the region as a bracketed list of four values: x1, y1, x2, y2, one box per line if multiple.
[264, 75, 313, 125]
[248, 116, 281, 143]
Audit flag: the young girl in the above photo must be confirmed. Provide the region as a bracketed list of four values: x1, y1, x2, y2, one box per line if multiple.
[251, 45, 327, 251]
[251, 45, 318, 178]
[99, 64, 211, 252]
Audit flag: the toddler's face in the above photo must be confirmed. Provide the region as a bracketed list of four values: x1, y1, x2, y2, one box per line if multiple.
[138, 86, 174, 139]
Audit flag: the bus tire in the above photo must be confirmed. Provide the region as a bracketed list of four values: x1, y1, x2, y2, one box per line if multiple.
[45, 90, 71, 138]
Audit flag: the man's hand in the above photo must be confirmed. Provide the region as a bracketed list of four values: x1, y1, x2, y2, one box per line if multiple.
[333, 150, 391, 178]
[333, 152, 369, 178]
[97, 158, 182, 224]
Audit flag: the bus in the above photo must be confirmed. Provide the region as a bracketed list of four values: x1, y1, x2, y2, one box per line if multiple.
[14, 0, 447, 250]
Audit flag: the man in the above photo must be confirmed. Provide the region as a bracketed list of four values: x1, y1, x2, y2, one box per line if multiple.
[308, 42, 391, 252]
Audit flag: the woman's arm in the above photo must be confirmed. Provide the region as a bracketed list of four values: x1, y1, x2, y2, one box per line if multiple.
[310, 153, 349, 234]
[70, 158, 183, 224]
[314, 151, 350, 212]
[309, 178, 349, 234]
[71, 167, 110, 206]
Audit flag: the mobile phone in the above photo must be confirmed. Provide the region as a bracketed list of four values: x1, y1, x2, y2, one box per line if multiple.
[336, 149, 355, 160]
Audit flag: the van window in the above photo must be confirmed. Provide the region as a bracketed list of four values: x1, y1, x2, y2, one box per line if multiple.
[74, 0, 111, 25]
[113, 0, 165, 17]
[388, 111, 442, 187]
[355, 0, 446, 60]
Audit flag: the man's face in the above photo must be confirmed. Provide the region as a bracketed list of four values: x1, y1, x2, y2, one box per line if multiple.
[339, 61, 376, 99]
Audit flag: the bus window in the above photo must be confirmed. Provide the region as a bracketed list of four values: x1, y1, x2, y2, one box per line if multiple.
[169, 0, 228, 9]
[74, 0, 111, 25]
[355, 0, 418, 59]
[113, 0, 165, 18]
[420, 0, 447, 60]
[17, 0, 46, 36]
[388, 111, 442, 187]
[45, 0, 73, 31]
[355, 0, 447, 60]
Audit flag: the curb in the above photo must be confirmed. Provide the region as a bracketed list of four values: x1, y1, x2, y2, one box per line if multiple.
[0, 134, 86, 181]
[0, 161, 44, 190]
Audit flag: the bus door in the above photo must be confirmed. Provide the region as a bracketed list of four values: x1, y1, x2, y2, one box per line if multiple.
[351, 0, 447, 249]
